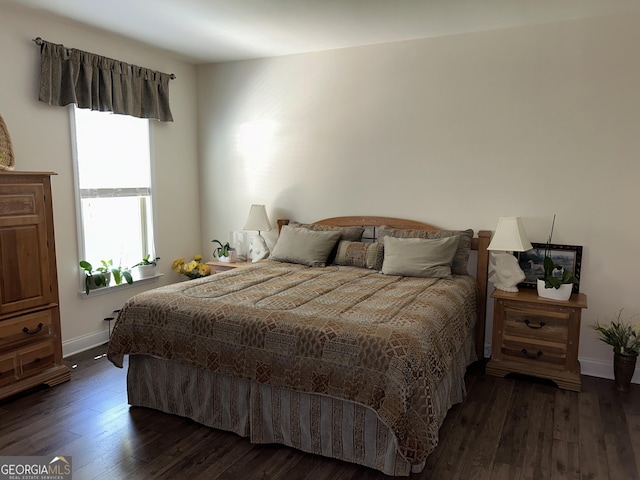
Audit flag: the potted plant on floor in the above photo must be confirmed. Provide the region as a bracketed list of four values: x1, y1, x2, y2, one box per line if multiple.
[212, 239, 237, 263]
[592, 310, 640, 392]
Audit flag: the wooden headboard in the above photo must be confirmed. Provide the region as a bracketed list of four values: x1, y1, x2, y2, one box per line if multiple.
[277, 216, 491, 361]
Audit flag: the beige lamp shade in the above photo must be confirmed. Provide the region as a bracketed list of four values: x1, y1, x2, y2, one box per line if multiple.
[243, 204, 272, 232]
[487, 216, 532, 252]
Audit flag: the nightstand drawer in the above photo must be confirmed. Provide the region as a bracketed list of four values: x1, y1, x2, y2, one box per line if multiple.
[503, 305, 569, 343]
[0, 309, 53, 349]
[502, 335, 567, 368]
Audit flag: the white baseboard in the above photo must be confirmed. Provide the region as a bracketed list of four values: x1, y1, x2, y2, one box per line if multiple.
[62, 330, 110, 358]
[580, 356, 640, 384]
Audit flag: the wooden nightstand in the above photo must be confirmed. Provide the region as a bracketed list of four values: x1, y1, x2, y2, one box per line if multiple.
[206, 260, 251, 274]
[486, 289, 588, 391]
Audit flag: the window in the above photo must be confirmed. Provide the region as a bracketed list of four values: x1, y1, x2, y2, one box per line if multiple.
[72, 107, 156, 279]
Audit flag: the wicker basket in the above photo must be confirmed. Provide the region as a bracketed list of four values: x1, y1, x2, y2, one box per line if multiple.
[0, 114, 15, 171]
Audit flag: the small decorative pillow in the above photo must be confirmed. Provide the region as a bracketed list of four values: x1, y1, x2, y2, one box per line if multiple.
[378, 226, 473, 275]
[333, 241, 383, 270]
[381, 236, 460, 279]
[270, 226, 342, 267]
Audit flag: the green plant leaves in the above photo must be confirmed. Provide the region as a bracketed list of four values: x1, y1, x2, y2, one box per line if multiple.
[592, 310, 640, 354]
[542, 255, 578, 289]
[79, 260, 93, 272]
[212, 239, 231, 258]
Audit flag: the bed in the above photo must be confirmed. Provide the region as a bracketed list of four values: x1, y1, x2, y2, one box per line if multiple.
[107, 216, 491, 476]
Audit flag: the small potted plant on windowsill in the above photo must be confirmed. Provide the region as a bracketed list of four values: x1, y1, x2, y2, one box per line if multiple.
[80, 260, 111, 295]
[131, 254, 160, 280]
[212, 239, 236, 263]
[592, 310, 640, 392]
[79, 259, 133, 295]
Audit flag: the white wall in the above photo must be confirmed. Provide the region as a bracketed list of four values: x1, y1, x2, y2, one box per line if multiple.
[0, 5, 200, 355]
[197, 14, 640, 380]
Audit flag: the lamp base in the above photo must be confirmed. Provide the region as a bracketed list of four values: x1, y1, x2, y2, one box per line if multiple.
[493, 283, 520, 293]
[488, 251, 525, 293]
[249, 233, 270, 262]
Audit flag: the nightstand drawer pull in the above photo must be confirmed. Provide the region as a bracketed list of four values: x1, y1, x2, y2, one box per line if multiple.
[524, 319, 545, 329]
[22, 323, 44, 335]
[521, 349, 543, 359]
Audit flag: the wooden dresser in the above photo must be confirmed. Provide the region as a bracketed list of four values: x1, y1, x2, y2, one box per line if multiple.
[0, 172, 70, 399]
[486, 288, 587, 391]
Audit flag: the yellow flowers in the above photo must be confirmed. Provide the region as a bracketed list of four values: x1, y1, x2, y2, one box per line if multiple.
[172, 254, 211, 279]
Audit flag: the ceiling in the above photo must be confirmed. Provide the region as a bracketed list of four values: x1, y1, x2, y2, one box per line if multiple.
[3, 0, 640, 63]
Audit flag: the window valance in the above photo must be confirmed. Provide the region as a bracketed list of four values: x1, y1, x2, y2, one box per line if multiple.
[35, 37, 174, 122]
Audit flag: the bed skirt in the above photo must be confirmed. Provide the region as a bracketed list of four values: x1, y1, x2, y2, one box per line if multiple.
[126, 331, 475, 476]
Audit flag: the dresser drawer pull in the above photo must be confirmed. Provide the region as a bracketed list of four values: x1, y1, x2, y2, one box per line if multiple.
[521, 349, 543, 359]
[22, 323, 44, 335]
[524, 319, 545, 329]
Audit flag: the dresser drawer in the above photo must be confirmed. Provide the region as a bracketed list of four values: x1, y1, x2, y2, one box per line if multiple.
[503, 304, 569, 343]
[0, 340, 55, 387]
[0, 309, 53, 349]
[0, 353, 16, 388]
[19, 341, 55, 378]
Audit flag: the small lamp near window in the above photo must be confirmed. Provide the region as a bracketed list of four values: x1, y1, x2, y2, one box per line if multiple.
[243, 204, 272, 262]
[487, 217, 532, 292]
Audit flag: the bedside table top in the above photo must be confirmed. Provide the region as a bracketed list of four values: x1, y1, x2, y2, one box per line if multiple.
[491, 288, 588, 309]
[206, 260, 251, 268]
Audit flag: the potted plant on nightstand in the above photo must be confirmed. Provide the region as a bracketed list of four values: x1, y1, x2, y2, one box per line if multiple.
[212, 239, 237, 263]
[592, 310, 640, 392]
[537, 215, 579, 301]
[537, 256, 578, 301]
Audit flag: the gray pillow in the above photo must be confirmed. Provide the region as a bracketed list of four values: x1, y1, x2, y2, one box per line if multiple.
[378, 226, 473, 275]
[381, 236, 460, 278]
[288, 221, 365, 241]
[270, 226, 342, 267]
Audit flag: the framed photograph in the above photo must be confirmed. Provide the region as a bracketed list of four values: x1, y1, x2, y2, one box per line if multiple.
[514, 243, 583, 293]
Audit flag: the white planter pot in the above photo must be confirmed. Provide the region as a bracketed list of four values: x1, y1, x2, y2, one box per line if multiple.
[537, 279, 572, 301]
[218, 250, 237, 263]
[133, 264, 156, 280]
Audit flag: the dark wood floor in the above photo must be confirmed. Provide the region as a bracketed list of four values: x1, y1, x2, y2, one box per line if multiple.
[1, 345, 639, 480]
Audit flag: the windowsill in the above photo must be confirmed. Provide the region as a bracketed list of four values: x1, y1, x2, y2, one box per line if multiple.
[78, 273, 163, 298]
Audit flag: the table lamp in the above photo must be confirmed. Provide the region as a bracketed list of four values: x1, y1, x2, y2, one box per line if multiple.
[487, 216, 532, 292]
[243, 204, 272, 262]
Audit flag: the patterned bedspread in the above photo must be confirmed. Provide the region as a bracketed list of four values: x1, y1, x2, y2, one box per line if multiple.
[107, 260, 477, 463]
